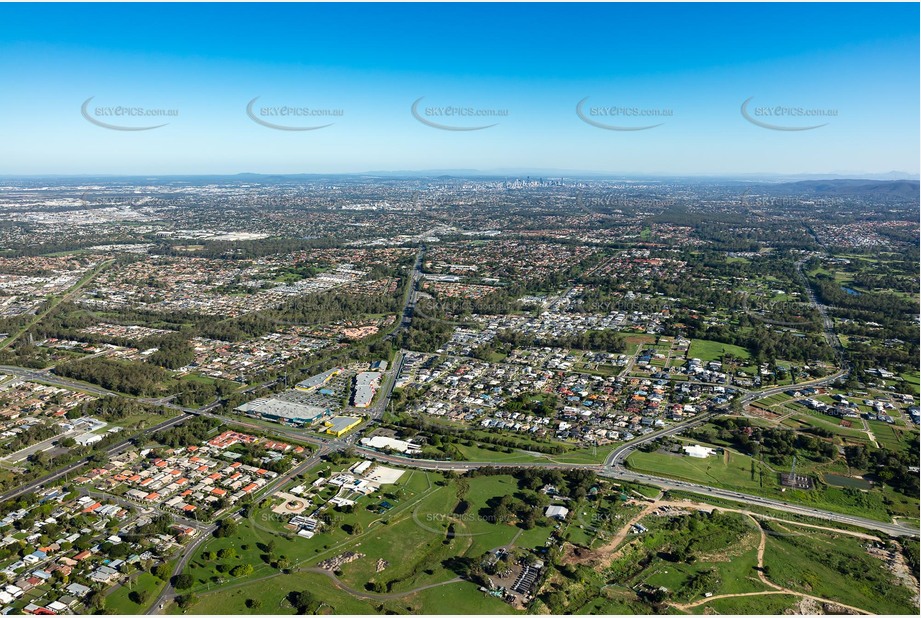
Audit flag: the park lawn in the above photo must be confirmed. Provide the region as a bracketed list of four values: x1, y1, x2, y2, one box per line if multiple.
[104, 571, 168, 614]
[402, 579, 520, 614]
[574, 591, 653, 614]
[512, 520, 555, 551]
[336, 473, 557, 593]
[184, 467, 444, 594]
[689, 594, 799, 614]
[182, 517, 304, 594]
[762, 525, 917, 615]
[547, 445, 614, 465]
[781, 413, 871, 440]
[627, 448, 774, 494]
[172, 571, 377, 615]
[453, 442, 546, 464]
[335, 474, 530, 594]
[564, 500, 607, 548]
[688, 339, 751, 362]
[336, 486, 466, 594]
[461, 475, 537, 556]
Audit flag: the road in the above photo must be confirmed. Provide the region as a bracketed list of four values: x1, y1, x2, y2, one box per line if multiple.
[386, 246, 425, 340]
[0, 412, 189, 504]
[0, 259, 114, 351]
[12, 349, 914, 548]
[145, 519, 218, 615]
[794, 254, 848, 367]
[600, 466, 916, 539]
[144, 445, 330, 614]
[0, 364, 120, 397]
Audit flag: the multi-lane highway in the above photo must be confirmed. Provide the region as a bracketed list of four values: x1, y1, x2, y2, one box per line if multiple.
[0, 364, 120, 397]
[4, 356, 916, 542]
[599, 467, 917, 538]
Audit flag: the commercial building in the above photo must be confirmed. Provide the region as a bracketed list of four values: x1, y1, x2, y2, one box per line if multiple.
[352, 371, 382, 408]
[324, 416, 362, 437]
[74, 432, 103, 446]
[683, 444, 715, 458]
[295, 368, 341, 392]
[236, 398, 329, 426]
[359, 435, 421, 454]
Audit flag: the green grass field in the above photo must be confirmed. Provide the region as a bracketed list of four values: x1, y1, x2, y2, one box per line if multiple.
[626, 445, 899, 522]
[780, 413, 871, 440]
[867, 420, 916, 452]
[452, 443, 546, 463]
[402, 579, 519, 614]
[183, 465, 442, 594]
[546, 445, 614, 465]
[170, 571, 379, 614]
[104, 572, 169, 614]
[898, 372, 919, 394]
[174, 470, 553, 614]
[689, 594, 799, 614]
[688, 339, 751, 362]
[627, 448, 773, 493]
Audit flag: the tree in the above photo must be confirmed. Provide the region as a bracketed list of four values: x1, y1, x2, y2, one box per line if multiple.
[152, 563, 170, 581]
[213, 518, 237, 538]
[172, 573, 193, 590]
[176, 594, 196, 610]
[289, 590, 321, 614]
[87, 591, 106, 611]
[245, 599, 262, 610]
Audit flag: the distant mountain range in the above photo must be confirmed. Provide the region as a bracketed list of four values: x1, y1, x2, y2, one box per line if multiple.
[764, 179, 920, 198]
[356, 170, 920, 181]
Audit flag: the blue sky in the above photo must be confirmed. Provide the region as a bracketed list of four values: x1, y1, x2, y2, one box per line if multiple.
[0, 2, 917, 176]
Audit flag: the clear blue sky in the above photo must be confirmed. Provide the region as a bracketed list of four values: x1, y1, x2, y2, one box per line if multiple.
[0, 2, 917, 175]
